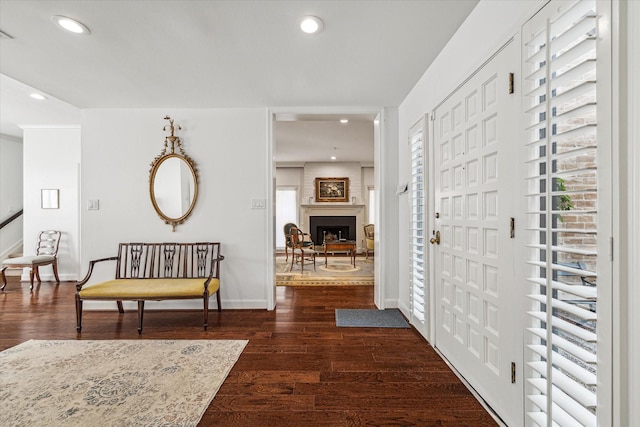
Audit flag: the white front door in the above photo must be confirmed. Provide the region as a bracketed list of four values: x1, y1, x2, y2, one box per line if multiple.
[432, 40, 522, 425]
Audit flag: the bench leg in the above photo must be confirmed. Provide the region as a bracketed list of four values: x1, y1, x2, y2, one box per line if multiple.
[75, 294, 83, 332]
[203, 294, 209, 330]
[0, 267, 7, 291]
[137, 301, 145, 334]
[117, 301, 124, 313]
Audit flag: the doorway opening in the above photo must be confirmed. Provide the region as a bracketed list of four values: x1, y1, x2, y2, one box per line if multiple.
[272, 112, 379, 302]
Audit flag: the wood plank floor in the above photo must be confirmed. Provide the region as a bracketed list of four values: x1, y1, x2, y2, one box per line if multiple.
[0, 278, 498, 426]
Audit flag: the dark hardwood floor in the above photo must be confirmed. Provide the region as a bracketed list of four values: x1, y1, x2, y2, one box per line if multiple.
[0, 278, 497, 426]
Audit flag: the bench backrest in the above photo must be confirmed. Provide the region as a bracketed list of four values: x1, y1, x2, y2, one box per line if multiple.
[115, 243, 222, 279]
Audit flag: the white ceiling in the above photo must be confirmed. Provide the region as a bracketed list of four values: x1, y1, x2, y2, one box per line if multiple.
[0, 0, 479, 162]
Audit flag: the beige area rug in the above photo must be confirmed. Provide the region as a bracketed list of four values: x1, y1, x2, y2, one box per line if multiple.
[0, 339, 247, 427]
[276, 256, 374, 286]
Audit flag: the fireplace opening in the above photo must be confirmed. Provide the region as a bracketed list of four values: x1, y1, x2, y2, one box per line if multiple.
[309, 216, 356, 245]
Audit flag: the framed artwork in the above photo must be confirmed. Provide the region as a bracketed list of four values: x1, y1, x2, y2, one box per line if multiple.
[315, 177, 349, 202]
[41, 189, 59, 209]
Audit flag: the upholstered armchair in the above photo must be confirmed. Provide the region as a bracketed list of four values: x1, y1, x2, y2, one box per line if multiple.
[1, 230, 61, 291]
[364, 224, 374, 259]
[283, 222, 314, 261]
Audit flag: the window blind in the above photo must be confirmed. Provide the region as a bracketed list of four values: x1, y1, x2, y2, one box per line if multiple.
[523, 1, 599, 425]
[276, 188, 298, 248]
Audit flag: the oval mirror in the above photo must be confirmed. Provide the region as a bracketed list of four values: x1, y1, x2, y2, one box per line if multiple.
[149, 117, 198, 231]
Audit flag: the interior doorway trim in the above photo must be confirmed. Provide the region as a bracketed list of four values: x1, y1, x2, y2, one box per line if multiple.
[268, 106, 385, 309]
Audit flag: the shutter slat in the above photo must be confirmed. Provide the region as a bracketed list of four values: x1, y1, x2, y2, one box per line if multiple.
[550, 58, 596, 91]
[528, 311, 597, 342]
[528, 361, 597, 407]
[525, 145, 596, 167]
[550, 0, 596, 34]
[550, 37, 596, 74]
[525, 227, 597, 235]
[527, 260, 597, 278]
[527, 278, 597, 299]
[550, 81, 596, 107]
[526, 244, 597, 256]
[528, 345, 597, 385]
[528, 294, 597, 321]
[528, 328, 597, 364]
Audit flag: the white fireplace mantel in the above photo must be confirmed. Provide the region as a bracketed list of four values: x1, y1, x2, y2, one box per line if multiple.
[300, 204, 366, 251]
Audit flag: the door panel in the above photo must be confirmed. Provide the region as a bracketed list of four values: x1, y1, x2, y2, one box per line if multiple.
[433, 40, 521, 425]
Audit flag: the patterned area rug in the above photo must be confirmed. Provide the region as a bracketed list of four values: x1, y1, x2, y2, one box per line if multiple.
[0, 339, 247, 426]
[276, 256, 374, 286]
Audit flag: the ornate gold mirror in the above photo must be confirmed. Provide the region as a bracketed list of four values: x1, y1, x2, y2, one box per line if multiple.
[149, 116, 198, 231]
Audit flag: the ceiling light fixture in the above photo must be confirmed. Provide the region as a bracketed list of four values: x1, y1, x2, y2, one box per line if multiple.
[340, 119, 349, 124]
[51, 15, 91, 35]
[30, 93, 48, 101]
[299, 16, 323, 34]
[331, 156, 337, 160]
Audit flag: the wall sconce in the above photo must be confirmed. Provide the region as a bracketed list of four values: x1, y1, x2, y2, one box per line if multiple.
[41, 189, 59, 209]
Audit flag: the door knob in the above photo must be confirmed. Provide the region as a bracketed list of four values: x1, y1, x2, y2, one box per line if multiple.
[430, 231, 441, 245]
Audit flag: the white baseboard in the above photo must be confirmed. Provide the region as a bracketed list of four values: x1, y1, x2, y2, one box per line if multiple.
[82, 298, 268, 311]
[0, 239, 23, 262]
[19, 272, 77, 282]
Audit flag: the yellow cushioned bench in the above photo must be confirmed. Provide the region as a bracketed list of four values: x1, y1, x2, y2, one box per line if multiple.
[75, 242, 224, 334]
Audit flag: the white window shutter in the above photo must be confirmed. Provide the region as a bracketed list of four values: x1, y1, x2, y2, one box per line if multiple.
[522, 0, 599, 425]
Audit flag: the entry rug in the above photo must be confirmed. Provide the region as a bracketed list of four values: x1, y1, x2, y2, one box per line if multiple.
[335, 309, 410, 328]
[0, 339, 247, 427]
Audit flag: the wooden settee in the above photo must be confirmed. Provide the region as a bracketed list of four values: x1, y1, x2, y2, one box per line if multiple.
[75, 242, 223, 334]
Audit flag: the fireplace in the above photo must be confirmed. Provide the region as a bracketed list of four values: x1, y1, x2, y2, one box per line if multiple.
[309, 216, 356, 245]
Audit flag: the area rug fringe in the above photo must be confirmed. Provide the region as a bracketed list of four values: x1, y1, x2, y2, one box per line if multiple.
[277, 279, 374, 286]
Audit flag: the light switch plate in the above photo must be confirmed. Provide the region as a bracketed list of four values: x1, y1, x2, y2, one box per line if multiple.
[88, 200, 100, 210]
[250, 199, 266, 209]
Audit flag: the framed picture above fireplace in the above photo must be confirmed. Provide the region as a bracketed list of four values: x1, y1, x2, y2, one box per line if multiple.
[315, 177, 349, 202]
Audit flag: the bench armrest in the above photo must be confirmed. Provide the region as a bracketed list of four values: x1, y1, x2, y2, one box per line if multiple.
[201, 254, 225, 291]
[76, 256, 118, 291]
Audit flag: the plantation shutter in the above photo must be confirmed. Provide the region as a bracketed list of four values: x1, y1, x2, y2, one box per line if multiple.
[409, 123, 426, 325]
[522, 0, 601, 425]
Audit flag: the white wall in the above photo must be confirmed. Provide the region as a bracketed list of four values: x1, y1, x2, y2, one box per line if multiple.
[302, 162, 363, 204]
[21, 127, 80, 281]
[396, 0, 544, 323]
[81, 109, 269, 309]
[0, 134, 23, 259]
[275, 167, 303, 188]
[380, 107, 400, 308]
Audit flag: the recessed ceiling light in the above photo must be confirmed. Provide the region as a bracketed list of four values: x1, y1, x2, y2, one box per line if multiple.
[299, 16, 323, 34]
[340, 119, 349, 124]
[51, 15, 91, 35]
[330, 156, 337, 160]
[30, 93, 48, 101]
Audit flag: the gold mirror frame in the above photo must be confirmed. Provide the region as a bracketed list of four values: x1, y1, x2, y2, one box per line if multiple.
[149, 116, 198, 231]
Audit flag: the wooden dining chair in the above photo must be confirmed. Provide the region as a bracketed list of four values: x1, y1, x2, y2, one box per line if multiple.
[289, 227, 316, 273]
[283, 222, 314, 261]
[1, 230, 61, 291]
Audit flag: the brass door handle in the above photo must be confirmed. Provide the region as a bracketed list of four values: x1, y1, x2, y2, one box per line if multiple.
[430, 231, 440, 245]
